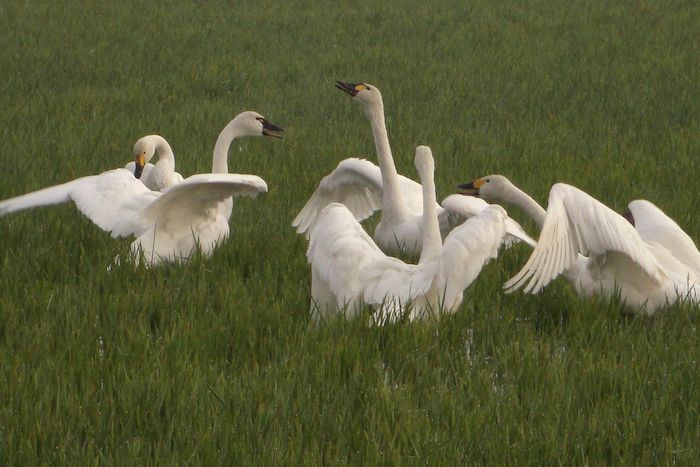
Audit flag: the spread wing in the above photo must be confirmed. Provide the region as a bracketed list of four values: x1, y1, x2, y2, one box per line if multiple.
[307, 203, 435, 310]
[69, 169, 161, 237]
[0, 169, 159, 238]
[439, 205, 508, 306]
[439, 194, 536, 247]
[628, 200, 700, 277]
[143, 174, 267, 233]
[0, 177, 92, 216]
[505, 183, 667, 294]
[292, 158, 424, 235]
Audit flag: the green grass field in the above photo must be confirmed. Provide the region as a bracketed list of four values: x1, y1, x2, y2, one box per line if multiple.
[1, 0, 699, 463]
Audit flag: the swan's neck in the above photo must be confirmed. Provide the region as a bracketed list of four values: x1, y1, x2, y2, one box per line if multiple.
[154, 137, 175, 173]
[500, 184, 547, 229]
[366, 106, 409, 221]
[212, 121, 245, 174]
[418, 164, 442, 264]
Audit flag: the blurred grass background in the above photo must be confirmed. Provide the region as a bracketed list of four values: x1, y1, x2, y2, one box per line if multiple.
[0, 0, 698, 463]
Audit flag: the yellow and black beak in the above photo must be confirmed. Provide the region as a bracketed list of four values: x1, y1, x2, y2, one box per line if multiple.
[134, 153, 146, 179]
[457, 179, 484, 196]
[260, 119, 285, 139]
[335, 80, 367, 97]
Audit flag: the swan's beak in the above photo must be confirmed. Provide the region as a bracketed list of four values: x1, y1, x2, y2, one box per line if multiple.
[622, 209, 635, 226]
[457, 180, 482, 196]
[134, 154, 145, 179]
[335, 80, 366, 97]
[261, 119, 285, 139]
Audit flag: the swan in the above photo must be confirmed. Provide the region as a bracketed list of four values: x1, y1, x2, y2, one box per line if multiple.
[307, 145, 515, 323]
[0, 111, 284, 266]
[90, 111, 284, 266]
[293, 81, 534, 256]
[124, 135, 184, 191]
[458, 175, 700, 313]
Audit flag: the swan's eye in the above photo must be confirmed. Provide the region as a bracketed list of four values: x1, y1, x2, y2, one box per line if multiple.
[486, 179, 491, 182]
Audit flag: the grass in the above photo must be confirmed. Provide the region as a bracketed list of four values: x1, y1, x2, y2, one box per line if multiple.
[0, 0, 699, 463]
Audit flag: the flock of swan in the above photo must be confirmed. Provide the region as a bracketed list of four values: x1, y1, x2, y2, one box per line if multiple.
[1, 81, 698, 319]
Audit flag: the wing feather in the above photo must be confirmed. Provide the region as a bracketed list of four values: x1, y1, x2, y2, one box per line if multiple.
[293, 158, 425, 235]
[307, 203, 433, 313]
[144, 174, 267, 231]
[505, 184, 666, 294]
[439, 205, 508, 307]
[69, 169, 160, 238]
[439, 194, 537, 247]
[0, 178, 87, 216]
[629, 200, 700, 277]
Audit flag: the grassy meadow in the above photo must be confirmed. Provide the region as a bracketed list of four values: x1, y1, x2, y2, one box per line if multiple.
[1, 0, 699, 463]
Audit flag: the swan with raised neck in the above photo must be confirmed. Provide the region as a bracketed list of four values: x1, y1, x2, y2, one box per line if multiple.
[335, 81, 410, 224]
[212, 110, 284, 174]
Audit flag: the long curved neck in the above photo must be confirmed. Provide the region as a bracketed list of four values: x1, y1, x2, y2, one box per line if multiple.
[366, 105, 409, 221]
[418, 163, 442, 264]
[153, 136, 175, 173]
[212, 120, 245, 174]
[499, 183, 547, 230]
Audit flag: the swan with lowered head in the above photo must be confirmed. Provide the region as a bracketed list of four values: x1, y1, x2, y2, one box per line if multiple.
[293, 81, 534, 256]
[307, 146, 510, 323]
[459, 175, 700, 313]
[124, 135, 184, 191]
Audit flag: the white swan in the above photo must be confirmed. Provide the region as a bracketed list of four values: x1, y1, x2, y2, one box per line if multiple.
[307, 146, 512, 323]
[459, 175, 700, 313]
[124, 135, 184, 191]
[0, 111, 284, 266]
[91, 111, 284, 266]
[293, 81, 533, 256]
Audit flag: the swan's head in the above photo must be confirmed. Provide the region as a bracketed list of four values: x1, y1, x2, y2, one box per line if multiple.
[132, 135, 160, 179]
[457, 175, 513, 201]
[335, 81, 383, 113]
[231, 111, 285, 139]
[414, 145, 435, 178]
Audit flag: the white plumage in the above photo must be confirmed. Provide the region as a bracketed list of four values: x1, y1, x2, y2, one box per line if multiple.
[307, 146, 510, 323]
[460, 176, 700, 313]
[0, 135, 170, 218]
[0, 111, 283, 266]
[124, 135, 184, 191]
[293, 81, 533, 256]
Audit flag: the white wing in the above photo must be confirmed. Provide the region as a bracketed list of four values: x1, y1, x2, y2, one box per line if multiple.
[69, 169, 161, 237]
[628, 200, 700, 277]
[505, 183, 666, 294]
[292, 158, 424, 235]
[0, 177, 91, 216]
[0, 169, 158, 238]
[144, 174, 267, 229]
[439, 194, 536, 247]
[439, 205, 508, 307]
[307, 203, 435, 312]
